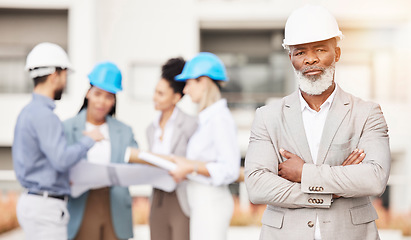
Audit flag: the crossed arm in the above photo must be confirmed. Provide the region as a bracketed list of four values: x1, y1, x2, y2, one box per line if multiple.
[278, 148, 365, 199]
[245, 104, 390, 208]
[278, 148, 365, 183]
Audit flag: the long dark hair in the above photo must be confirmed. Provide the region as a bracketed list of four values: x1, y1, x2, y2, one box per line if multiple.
[79, 85, 116, 116]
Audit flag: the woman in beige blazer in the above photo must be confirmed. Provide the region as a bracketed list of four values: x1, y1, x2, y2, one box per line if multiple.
[146, 57, 197, 240]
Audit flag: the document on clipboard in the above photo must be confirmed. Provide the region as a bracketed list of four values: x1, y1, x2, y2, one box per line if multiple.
[138, 152, 212, 184]
[69, 160, 177, 198]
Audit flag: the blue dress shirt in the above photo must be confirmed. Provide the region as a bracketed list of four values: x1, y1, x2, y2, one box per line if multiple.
[12, 93, 95, 195]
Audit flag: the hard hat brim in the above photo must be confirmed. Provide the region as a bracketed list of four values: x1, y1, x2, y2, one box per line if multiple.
[283, 33, 343, 48]
[90, 81, 122, 94]
[175, 73, 228, 82]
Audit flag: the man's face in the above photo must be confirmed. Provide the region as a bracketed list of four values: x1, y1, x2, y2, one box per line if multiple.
[289, 38, 341, 95]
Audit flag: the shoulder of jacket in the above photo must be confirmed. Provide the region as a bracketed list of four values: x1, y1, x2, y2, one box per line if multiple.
[177, 109, 198, 127]
[342, 90, 380, 111]
[108, 117, 133, 132]
[62, 115, 78, 127]
[257, 95, 288, 114]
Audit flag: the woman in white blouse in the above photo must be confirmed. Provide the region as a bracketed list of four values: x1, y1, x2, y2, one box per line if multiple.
[64, 62, 137, 240]
[170, 52, 241, 240]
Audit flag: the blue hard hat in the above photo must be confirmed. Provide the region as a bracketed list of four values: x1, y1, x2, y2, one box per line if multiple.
[88, 61, 122, 94]
[175, 52, 228, 82]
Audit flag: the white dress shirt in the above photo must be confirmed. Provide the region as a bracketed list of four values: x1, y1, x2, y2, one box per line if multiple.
[186, 99, 241, 186]
[151, 108, 178, 155]
[123, 108, 179, 163]
[86, 122, 111, 165]
[299, 87, 337, 240]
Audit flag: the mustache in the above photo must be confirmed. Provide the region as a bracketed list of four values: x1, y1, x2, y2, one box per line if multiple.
[299, 65, 326, 74]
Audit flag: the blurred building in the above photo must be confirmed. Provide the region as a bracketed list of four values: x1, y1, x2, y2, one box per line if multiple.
[0, 0, 411, 212]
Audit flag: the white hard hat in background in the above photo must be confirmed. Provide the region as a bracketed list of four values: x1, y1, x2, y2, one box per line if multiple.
[282, 5, 343, 49]
[25, 42, 73, 78]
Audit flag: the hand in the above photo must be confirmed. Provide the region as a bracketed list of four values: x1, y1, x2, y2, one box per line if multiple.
[128, 148, 142, 164]
[236, 167, 245, 182]
[83, 128, 104, 142]
[278, 149, 304, 183]
[342, 149, 365, 166]
[169, 156, 194, 183]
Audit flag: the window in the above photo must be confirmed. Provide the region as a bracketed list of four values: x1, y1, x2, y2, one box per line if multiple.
[201, 29, 295, 108]
[0, 8, 68, 93]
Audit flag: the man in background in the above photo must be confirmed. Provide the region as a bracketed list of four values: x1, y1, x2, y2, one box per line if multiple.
[13, 42, 103, 240]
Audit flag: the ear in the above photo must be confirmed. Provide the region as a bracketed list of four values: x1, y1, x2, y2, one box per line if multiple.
[335, 47, 341, 63]
[48, 71, 58, 85]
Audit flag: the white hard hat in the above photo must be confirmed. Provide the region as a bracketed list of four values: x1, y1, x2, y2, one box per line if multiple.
[25, 42, 73, 78]
[283, 5, 343, 49]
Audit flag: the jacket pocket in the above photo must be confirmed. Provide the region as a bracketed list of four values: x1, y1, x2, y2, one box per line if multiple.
[329, 137, 359, 152]
[261, 208, 284, 229]
[349, 203, 378, 225]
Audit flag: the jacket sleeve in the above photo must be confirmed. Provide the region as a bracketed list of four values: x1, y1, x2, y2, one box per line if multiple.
[206, 116, 241, 186]
[301, 104, 390, 197]
[245, 107, 332, 209]
[37, 114, 94, 173]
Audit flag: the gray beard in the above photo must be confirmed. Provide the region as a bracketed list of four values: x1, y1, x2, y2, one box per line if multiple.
[294, 63, 335, 95]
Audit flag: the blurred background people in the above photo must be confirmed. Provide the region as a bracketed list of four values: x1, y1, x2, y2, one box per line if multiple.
[64, 62, 138, 240]
[146, 57, 197, 240]
[170, 52, 241, 240]
[13, 42, 103, 240]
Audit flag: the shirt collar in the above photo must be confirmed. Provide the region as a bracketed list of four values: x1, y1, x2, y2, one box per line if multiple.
[198, 99, 227, 124]
[32, 93, 56, 110]
[299, 85, 337, 112]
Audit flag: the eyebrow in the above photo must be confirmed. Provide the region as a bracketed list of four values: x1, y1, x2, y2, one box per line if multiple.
[292, 47, 306, 52]
[292, 44, 328, 52]
[313, 44, 328, 48]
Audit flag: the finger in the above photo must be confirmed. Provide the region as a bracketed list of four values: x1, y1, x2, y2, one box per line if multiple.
[173, 176, 180, 183]
[342, 149, 358, 166]
[169, 171, 180, 183]
[280, 149, 294, 159]
[344, 149, 364, 166]
[351, 152, 366, 165]
[342, 149, 358, 165]
[343, 149, 362, 166]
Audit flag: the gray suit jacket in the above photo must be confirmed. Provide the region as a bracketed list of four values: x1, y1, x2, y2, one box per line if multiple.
[146, 107, 198, 216]
[245, 87, 390, 240]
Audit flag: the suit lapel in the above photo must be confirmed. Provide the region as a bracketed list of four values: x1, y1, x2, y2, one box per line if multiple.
[170, 111, 184, 154]
[283, 92, 313, 164]
[317, 87, 350, 164]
